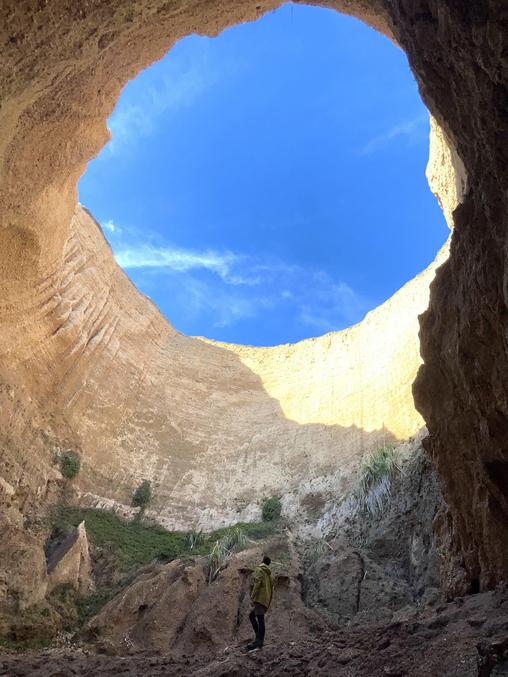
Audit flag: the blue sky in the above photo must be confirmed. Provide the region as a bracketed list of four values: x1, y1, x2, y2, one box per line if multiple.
[78, 3, 448, 346]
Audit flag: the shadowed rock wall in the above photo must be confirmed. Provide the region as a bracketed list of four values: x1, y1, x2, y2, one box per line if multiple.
[0, 0, 507, 604]
[397, 3, 508, 593]
[32, 204, 442, 530]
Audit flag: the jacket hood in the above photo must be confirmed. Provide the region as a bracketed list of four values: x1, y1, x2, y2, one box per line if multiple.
[259, 563, 271, 573]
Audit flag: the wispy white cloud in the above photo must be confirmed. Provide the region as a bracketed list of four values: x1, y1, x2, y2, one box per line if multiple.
[298, 280, 364, 331]
[175, 277, 273, 328]
[114, 243, 262, 286]
[359, 113, 428, 156]
[102, 219, 119, 234]
[101, 218, 371, 336]
[116, 243, 236, 278]
[107, 66, 208, 154]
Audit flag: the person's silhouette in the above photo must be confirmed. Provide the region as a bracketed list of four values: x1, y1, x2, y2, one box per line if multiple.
[247, 555, 274, 651]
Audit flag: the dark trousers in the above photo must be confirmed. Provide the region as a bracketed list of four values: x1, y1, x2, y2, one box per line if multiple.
[249, 607, 266, 645]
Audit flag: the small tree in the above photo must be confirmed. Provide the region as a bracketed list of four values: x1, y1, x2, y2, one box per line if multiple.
[59, 451, 81, 480]
[132, 480, 152, 510]
[262, 496, 282, 522]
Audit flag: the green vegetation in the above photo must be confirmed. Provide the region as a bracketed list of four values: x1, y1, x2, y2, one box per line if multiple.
[299, 536, 332, 568]
[131, 479, 152, 510]
[0, 636, 52, 651]
[0, 602, 59, 650]
[353, 445, 402, 516]
[51, 507, 275, 612]
[58, 450, 81, 480]
[51, 507, 276, 575]
[186, 529, 204, 550]
[48, 506, 277, 623]
[47, 584, 79, 630]
[75, 589, 122, 625]
[261, 496, 282, 522]
[205, 526, 248, 583]
[51, 507, 194, 572]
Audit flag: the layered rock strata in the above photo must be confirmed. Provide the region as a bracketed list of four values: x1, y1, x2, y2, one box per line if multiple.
[35, 204, 444, 530]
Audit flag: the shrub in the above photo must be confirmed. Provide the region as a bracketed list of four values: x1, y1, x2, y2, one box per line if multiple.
[353, 445, 401, 516]
[261, 496, 282, 522]
[132, 480, 152, 509]
[59, 451, 81, 480]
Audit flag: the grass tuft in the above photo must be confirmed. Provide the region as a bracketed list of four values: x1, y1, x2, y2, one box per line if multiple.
[205, 526, 248, 583]
[353, 445, 402, 516]
[186, 529, 205, 550]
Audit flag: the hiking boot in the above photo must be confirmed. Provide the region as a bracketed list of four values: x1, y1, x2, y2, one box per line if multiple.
[246, 640, 263, 652]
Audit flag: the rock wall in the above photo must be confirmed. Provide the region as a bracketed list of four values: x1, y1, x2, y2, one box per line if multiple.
[401, 3, 508, 593]
[302, 438, 444, 627]
[87, 538, 327, 657]
[0, 382, 71, 626]
[0, 0, 507, 601]
[0, 191, 445, 625]
[32, 204, 443, 530]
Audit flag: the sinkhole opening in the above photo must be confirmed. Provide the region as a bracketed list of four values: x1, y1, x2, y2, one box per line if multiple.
[79, 2, 448, 347]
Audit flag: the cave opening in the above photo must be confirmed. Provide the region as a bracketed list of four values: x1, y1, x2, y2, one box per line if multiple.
[2, 0, 508, 666]
[78, 2, 448, 347]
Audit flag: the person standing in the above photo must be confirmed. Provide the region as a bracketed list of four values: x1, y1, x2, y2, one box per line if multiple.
[247, 555, 274, 651]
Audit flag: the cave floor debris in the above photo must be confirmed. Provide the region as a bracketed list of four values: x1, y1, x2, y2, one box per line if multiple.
[1, 589, 507, 677]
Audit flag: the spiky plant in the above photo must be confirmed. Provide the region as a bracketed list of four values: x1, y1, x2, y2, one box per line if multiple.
[353, 445, 401, 516]
[186, 529, 204, 550]
[205, 526, 248, 583]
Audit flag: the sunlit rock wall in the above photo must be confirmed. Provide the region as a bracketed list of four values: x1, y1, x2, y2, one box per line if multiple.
[16, 204, 443, 531]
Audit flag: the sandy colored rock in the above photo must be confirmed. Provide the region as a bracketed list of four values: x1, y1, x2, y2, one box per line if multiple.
[0, 383, 72, 626]
[302, 440, 444, 624]
[3, 588, 508, 676]
[20, 204, 445, 533]
[426, 116, 467, 230]
[47, 521, 93, 596]
[0, 0, 507, 607]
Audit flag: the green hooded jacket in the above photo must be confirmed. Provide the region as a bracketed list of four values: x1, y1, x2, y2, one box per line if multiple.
[251, 563, 274, 609]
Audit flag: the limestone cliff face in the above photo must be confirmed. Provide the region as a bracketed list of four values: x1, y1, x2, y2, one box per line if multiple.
[38, 204, 443, 529]
[426, 116, 467, 230]
[0, 186, 442, 561]
[0, 383, 69, 623]
[0, 0, 507, 604]
[0, 197, 443, 620]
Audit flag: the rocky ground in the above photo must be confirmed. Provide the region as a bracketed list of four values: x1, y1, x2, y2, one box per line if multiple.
[1, 588, 508, 676]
